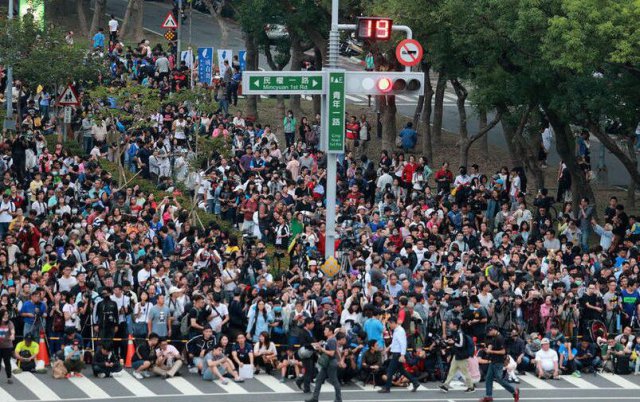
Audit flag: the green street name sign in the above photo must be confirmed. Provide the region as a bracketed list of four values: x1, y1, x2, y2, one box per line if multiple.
[327, 71, 345, 153]
[242, 72, 324, 95]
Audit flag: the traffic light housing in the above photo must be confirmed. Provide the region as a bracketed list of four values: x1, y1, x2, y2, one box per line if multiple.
[345, 72, 423, 95]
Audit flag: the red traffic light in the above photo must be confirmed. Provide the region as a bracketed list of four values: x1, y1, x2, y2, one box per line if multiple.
[377, 77, 392, 93]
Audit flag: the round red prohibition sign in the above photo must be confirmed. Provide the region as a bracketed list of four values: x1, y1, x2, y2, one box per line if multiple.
[396, 39, 424, 67]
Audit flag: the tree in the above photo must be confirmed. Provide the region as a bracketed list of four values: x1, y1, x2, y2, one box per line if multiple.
[120, 0, 144, 43]
[90, 0, 107, 37]
[203, 0, 230, 49]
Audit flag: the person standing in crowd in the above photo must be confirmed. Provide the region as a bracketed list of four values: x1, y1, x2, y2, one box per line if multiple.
[0, 308, 15, 383]
[295, 317, 316, 394]
[305, 326, 345, 402]
[480, 325, 520, 402]
[108, 15, 119, 43]
[439, 318, 475, 393]
[378, 317, 420, 394]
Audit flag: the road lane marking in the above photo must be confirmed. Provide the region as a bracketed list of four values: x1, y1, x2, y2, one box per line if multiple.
[113, 370, 155, 396]
[253, 374, 296, 393]
[166, 376, 204, 395]
[561, 375, 599, 389]
[517, 374, 556, 389]
[597, 372, 640, 389]
[13, 371, 61, 400]
[69, 375, 111, 398]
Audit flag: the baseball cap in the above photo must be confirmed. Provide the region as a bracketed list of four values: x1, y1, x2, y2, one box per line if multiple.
[541, 338, 550, 345]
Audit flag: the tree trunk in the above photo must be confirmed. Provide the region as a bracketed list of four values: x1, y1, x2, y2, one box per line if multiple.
[131, 0, 144, 43]
[546, 108, 596, 212]
[289, 34, 304, 118]
[76, 0, 90, 37]
[624, 137, 637, 210]
[478, 110, 489, 160]
[276, 95, 286, 122]
[243, 33, 258, 120]
[450, 79, 469, 166]
[204, 0, 229, 48]
[90, 0, 107, 37]
[432, 74, 446, 145]
[379, 95, 397, 152]
[421, 63, 434, 162]
[587, 122, 640, 189]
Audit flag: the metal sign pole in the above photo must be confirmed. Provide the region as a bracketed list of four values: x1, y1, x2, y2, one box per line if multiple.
[324, 0, 341, 260]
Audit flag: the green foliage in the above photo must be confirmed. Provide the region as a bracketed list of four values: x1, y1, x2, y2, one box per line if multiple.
[0, 15, 106, 88]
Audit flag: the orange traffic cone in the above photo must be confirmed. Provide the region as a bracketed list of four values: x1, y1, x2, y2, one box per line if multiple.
[37, 330, 50, 366]
[125, 334, 135, 368]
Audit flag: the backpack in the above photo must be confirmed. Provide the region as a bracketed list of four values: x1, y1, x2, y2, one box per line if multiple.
[180, 306, 198, 337]
[614, 354, 631, 375]
[463, 333, 475, 359]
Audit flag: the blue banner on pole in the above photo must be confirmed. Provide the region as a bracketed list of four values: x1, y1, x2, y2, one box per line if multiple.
[238, 50, 247, 71]
[197, 47, 214, 85]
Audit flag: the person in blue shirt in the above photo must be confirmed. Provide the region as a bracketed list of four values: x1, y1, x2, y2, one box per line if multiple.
[399, 122, 417, 151]
[620, 281, 640, 327]
[558, 341, 579, 376]
[20, 290, 47, 337]
[92, 28, 106, 49]
[363, 308, 384, 349]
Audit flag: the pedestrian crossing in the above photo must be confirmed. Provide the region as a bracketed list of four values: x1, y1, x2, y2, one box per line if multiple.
[5, 370, 640, 401]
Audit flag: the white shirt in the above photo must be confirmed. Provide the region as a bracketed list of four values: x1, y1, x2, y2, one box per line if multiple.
[108, 18, 118, 33]
[390, 325, 408, 356]
[542, 127, 553, 151]
[535, 348, 558, 371]
[208, 302, 229, 332]
[0, 200, 14, 223]
[111, 293, 131, 324]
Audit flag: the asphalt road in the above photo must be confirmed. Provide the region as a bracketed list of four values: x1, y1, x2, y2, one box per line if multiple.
[108, 1, 633, 187]
[5, 366, 640, 402]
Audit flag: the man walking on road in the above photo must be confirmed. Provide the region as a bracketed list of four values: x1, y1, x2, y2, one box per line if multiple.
[439, 318, 476, 393]
[295, 317, 316, 394]
[480, 325, 520, 402]
[305, 326, 345, 402]
[378, 316, 420, 394]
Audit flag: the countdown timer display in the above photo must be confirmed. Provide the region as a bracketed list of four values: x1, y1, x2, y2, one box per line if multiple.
[356, 17, 393, 41]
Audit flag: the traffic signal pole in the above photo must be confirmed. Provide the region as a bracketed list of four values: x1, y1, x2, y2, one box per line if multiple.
[324, 0, 340, 261]
[324, 0, 416, 260]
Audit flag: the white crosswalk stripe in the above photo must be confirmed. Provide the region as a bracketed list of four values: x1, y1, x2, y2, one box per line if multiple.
[68, 375, 111, 398]
[7, 370, 640, 400]
[253, 374, 296, 393]
[216, 378, 250, 394]
[561, 375, 600, 389]
[518, 374, 557, 389]
[598, 372, 640, 389]
[13, 371, 61, 400]
[0, 382, 17, 402]
[113, 370, 156, 396]
[166, 376, 205, 395]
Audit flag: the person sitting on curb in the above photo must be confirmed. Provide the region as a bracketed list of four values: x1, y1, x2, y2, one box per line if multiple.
[63, 338, 85, 378]
[93, 342, 123, 378]
[535, 338, 559, 379]
[153, 337, 183, 378]
[132, 332, 159, 379]
[203, 344, 244, 384]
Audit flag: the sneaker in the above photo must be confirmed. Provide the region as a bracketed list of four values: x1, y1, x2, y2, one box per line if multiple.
[439, 385, 449, 393]
[465, 387, 476, 393]
[189, 367, 199, 374]
[75, 373, 83, 378]
[234, 378, 245, 383]
[221, 378, 229, 385]
[572, 371, 582, 378]
[111, 371, 123, 378]
[132, 371, 144, 380]
[142, 371, 151, 378]
[65, 373, 73, 379]
[12, 368, 22, 374]
[254, 368, 261, 375]
[280, 377, 286, 383]
[514, 388, 520, 402]
[97, 373, 106, 379]
[7, 378, 12, 384]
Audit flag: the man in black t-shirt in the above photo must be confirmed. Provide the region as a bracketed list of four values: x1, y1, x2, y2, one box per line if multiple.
[188, 295, 213, 339]
[132, 333, 159, 379]
[480, 325, 519, 402]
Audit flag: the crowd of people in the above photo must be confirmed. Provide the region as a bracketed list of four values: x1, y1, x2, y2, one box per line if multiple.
[1, 22, 640, 402]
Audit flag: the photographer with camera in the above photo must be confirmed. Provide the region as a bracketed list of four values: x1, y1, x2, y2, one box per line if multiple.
[439, 318, 476, 393]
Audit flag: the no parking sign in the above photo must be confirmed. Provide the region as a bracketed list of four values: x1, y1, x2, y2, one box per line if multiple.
[396, 39, 423, 67]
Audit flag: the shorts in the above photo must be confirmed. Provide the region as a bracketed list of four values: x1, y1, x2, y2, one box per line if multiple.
[131, 360, 147, 370]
